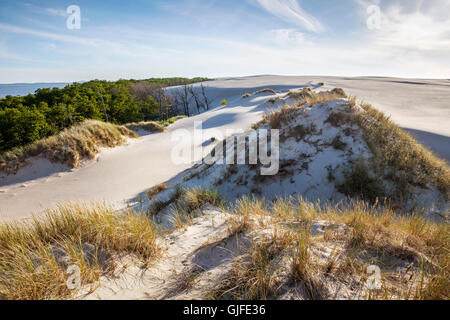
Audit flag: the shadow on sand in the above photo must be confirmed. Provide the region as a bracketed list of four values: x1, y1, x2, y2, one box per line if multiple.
[403, 128, 450, 163]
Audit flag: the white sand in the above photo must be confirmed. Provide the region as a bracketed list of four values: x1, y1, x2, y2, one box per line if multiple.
[1, 75, 449, 221]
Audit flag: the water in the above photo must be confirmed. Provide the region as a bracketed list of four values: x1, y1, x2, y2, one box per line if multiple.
[0, 83, 70, 98]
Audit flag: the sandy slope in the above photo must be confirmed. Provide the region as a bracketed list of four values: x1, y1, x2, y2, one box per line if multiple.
[1, 75, 449, 221]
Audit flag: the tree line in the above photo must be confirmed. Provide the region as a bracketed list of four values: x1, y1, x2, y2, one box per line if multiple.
[0, 77, 211, 153]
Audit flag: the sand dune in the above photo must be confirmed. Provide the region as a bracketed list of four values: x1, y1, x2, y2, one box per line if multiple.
[1, 75, 449, 221]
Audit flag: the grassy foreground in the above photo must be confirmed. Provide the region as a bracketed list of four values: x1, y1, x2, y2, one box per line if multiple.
[208, 195, 449, 300]
[0, 202, 159, 300]
[0, 188, 447, 300]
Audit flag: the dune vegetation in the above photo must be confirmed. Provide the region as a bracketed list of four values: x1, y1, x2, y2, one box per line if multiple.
[125, 115, 187, 134]
[206, 195, 449, 300]
[0, 115, 188, 175]
[350, 100, 449, 202]
[0, 84, 448, 300]
[125, 121, 165, 133]
[0, 202, 159, 300]
[252, 88, 449, 208]
[0, 78, 209, 153]
[0, 120, 137, 173]
[117, 187, 449, 300]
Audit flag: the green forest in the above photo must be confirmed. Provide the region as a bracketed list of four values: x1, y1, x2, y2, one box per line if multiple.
[0, 77, 209, 152]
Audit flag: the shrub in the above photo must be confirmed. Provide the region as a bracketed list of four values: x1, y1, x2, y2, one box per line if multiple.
[221, 99, 228, 106]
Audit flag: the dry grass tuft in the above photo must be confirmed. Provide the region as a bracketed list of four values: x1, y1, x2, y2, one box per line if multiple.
[0, 202, 159, 300]
[0, 120, 137, 173]
[253, 105, 299, 129]
[283, 88, 314, 100]
[146, 183, 168, 199]
[125, 121, 165, 133]
[253, 88, 276, 95]
[330, 88, 347, 97]
[170, 188, 226, 229]
[253, 88, 345, 130]
[301, 91, 342, 107]
[209, 231, 292, 300]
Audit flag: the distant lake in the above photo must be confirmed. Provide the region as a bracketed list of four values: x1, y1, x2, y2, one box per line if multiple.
[0, 83, 70, 98]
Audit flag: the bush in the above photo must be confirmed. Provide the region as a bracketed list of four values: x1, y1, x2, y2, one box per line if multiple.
[221, 99, 228, 106]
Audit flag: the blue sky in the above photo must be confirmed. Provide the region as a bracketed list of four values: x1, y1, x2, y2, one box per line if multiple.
[0, 0, 449, 83]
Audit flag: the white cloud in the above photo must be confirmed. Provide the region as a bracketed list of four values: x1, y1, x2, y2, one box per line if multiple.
[45, 8, 67, 17]
[254, 0, 324, 33]
[268, 29, 306, 46]
[356, 0, 450, 51]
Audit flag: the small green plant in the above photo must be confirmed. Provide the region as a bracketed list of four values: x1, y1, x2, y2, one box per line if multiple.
[221, 99, 228, 106]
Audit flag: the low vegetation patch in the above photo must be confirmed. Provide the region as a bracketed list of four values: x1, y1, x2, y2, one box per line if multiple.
[149, 187, 227, 228]
[254, 89, 343, 130]
[146, 183, 168, 199]
[349, 100, 450, 202]
[253, 88, 276, 95]
[338, 157, 386, 203]
[125, 116, 186, 134]
[253, 105, 299, 130]
[0, 202, 159, 300]
[282, 88, 314, 99]
[125, 121, 165, 133]
[0, 120, 137, 174]
[209, 196, 449, 300]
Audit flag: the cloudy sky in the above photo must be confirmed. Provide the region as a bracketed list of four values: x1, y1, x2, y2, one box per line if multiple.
[0, 0, 449, 83]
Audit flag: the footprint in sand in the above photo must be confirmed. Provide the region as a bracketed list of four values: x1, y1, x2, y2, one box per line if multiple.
[0, 189, 7, 193]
